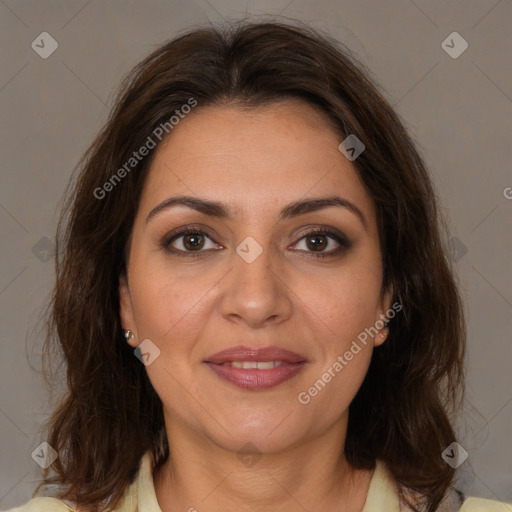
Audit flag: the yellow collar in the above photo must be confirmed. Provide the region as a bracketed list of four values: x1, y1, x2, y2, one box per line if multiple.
[116, 451, 400, 511]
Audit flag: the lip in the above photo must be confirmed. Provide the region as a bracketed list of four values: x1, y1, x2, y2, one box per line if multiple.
[204, 345, 307, 391]
[205, 345, 306, 364]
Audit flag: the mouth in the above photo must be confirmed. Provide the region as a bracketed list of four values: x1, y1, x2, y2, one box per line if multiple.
[203, 345, 307, 390]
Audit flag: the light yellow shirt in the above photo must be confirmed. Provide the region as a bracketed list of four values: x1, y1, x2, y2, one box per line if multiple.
[4, 451, 511, 511]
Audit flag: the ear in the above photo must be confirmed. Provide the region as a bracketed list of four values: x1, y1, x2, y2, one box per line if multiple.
[374, 284, 394, 348]
[119, 272, 138, 348]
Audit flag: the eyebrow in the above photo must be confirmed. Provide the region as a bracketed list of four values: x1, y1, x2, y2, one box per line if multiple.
[146, 195, 367, 230]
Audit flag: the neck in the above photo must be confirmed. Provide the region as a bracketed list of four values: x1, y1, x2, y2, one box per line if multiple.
[153, 416, 373, 512]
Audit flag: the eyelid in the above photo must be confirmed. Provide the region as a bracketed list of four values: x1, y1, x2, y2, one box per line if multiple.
[291, 225, 350, 244]
[160, 224, 351, 257]
[288, 226, 351, 255]
[160, 225, 222, 255]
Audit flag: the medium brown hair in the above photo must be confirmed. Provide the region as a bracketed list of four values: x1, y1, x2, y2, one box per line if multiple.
[36, 20, 466, 512]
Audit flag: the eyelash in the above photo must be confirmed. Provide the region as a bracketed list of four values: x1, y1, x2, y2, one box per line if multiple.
[160, 225, 352, 259]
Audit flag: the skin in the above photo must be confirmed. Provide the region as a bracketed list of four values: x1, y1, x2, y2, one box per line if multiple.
[119, 99, 392, 512]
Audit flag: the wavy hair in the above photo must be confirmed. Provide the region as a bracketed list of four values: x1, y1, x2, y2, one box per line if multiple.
[35, 20, 466, 512]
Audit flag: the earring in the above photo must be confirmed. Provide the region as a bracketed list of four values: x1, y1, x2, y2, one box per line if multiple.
[124, 330, 134, 341]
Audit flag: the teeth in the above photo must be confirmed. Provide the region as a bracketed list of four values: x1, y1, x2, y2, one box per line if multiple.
[227, 361, 283, 369]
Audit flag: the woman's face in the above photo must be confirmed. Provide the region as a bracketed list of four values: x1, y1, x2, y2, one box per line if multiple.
[119, 100, 392, 454]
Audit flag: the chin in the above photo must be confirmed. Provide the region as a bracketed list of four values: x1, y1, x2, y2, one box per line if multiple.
[206, 411, 306, 453]
[217, 429, 301, 456]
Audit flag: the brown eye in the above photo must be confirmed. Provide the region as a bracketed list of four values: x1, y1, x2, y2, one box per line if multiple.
[292, 227, 352, 259]
[161, 227, 222, 257]
[305, 234, 328, 251]
[182, 233, 205, 251]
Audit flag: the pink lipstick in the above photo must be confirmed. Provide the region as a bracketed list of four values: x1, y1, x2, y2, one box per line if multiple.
[204, 345, 307, 390]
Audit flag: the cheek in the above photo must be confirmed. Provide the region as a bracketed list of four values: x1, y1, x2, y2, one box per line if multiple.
[130, 269, 207, 411]
[129, 257, 212, 340]
[301, 336, 373, 411]
[297, 263, 382, 335]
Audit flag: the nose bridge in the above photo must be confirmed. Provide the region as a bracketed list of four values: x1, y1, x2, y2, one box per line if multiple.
[219, 234, 292, 327]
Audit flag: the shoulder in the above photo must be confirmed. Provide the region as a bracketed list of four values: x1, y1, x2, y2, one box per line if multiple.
[2, 452, 154, 512]
[1, 497, 74, 511]
[397, 478, 511, 512]
[460, 497, 512, 512]
[374, 459, 511, 512]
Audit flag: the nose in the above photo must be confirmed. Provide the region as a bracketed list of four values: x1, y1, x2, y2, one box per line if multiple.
[219, 240, 293, 330]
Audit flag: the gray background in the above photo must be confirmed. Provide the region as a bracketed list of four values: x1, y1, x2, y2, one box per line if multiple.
[1, 0, 511, 508]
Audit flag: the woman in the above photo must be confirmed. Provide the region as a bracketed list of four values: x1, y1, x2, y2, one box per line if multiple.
[6, 21, 510, 512]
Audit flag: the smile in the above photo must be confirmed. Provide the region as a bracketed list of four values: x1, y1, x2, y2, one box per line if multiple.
[204, 345, 307, 390]
[221, 360, 285, 369]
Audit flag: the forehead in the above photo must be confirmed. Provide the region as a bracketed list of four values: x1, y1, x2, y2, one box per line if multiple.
[138, 100, 376, 226]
